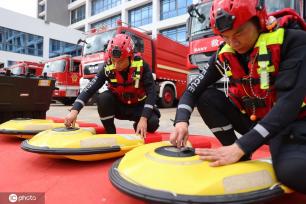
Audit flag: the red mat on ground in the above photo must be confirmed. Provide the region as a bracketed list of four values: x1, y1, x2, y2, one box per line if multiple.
[1, 126, 305, 204]
[0, 136, 144, 204]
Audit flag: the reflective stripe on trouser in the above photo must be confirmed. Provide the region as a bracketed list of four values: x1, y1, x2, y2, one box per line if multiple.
[210, 124, 233, 133]
[96, 91, 117, 134]
[100, 115, 115, 121]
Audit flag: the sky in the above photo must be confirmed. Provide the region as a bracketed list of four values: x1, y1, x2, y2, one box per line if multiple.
[0, 0, 37, 17]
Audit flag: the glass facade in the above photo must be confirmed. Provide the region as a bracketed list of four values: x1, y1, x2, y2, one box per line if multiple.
[91, 0, 121, 16]
[49, 39, 82, 58]
[0, 26, 43, 57]
[71, 5, 86, 24]
[161, 25, 187, 45]
[160, 0, 192, 20]
[91, 15, 121, 29]
[128, 3, 152, 27]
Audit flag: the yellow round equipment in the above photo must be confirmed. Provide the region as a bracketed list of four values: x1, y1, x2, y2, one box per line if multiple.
[109, 142, 290, 204]
[0, 118, 66, 139]
[21, 127, 144, 161]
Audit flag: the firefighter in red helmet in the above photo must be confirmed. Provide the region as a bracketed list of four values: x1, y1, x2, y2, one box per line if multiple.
[65, 34, 160, 138]
[171, 0, 306, 193]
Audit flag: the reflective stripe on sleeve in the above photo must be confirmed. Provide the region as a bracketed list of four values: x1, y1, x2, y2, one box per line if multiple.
[178, 104, 193, 113]
[144, 104, 153, 109]
[253, 124, 269, 138]
[75, 99, 85, 107]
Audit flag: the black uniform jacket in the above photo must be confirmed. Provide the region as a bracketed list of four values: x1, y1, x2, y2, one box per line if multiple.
[72, 61, 156, 119]
[175, 29, 306, 154]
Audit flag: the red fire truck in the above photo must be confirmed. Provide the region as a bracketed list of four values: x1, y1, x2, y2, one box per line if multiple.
[186, 0, 306, 84]
[43, 55, 81, 105]
[6, 61, 44, 76]
[79, 21, 189, 108]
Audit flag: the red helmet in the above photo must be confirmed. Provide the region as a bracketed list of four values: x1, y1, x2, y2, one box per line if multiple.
[107, 34, 134, 60]
[210, 0, 268, 35]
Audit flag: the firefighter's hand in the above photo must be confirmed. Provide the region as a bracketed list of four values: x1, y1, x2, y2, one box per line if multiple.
[64, 110, 78, 128]
[170, 122, 189, 148]
[136, 117, 148, 138]
[195, 143, 245, 167]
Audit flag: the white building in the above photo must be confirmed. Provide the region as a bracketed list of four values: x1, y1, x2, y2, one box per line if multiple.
[38, 0, 71, 26]
[42, 0, 196, 44]
[0, 7, 84, 67]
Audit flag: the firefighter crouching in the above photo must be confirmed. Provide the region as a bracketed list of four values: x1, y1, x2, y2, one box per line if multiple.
[170, 0, 306, 194]
[65, 34, 160, 138]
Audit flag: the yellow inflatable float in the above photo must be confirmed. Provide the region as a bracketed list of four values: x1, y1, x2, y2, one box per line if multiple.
[109, 142, 291, 203]
[21, 127, 144, 161]
[0, 118, 66, 139]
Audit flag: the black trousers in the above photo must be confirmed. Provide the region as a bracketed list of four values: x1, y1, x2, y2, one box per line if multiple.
[196, 88, 255, 146]
[197, 88, 306, 194]
[96, 90, 160, 134]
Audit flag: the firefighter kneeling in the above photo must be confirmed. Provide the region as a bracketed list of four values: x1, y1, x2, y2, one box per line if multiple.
[170, 0, 306, 194]
[65, 34, 160, 138]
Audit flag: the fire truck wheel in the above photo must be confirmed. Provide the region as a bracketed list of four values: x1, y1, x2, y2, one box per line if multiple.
[158, 86, 175, 108]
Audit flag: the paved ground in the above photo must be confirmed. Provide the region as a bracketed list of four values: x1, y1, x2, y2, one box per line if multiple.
[47, 102, 213, 136]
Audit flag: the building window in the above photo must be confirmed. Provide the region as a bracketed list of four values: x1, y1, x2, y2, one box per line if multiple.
[91, 15, 121, 29]
[49, 39, 82, 58]
[91, 0, 121, 16]
[160, 25, 187, 45]
[0, 26, 43, 57]
[71, 5, 86, 24]
[128, 3, 152, 27]
[160, 0, 192, 20]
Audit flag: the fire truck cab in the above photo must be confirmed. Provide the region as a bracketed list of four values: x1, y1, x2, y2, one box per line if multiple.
[43, 55, 81, 105]
[79, 21, 188, 108]
[7, 61, 44, 76]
